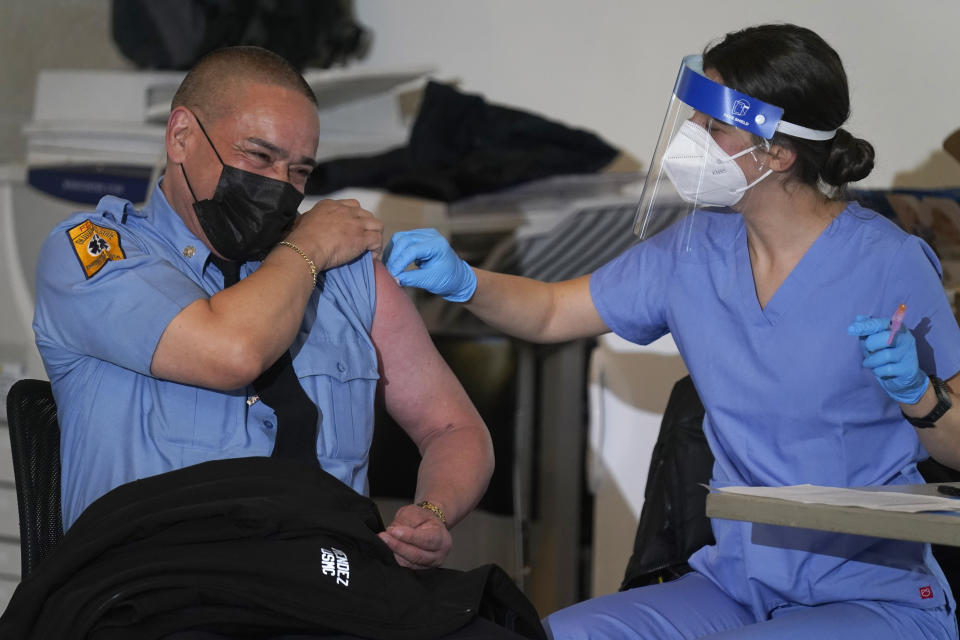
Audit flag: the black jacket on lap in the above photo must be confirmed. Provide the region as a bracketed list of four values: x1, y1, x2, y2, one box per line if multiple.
[0, 457, 544, 640]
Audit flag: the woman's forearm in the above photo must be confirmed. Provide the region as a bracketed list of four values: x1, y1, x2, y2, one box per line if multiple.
[464, 270, 608, 343]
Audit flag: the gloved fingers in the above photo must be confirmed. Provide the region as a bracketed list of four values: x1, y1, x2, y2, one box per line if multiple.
[850, 314, 927, 404]
[861, 330, 902, 354]
[847, 316, 890, 337]
[889, 329, 914, 355]
[383, 229, 447, 277]
[890, 325, 907, 345]
[384, 239, 427, 277]
[861, 347, 898, 371]
[383, 228, 439, 261]
[861, 333, 914, 368]
[871, 365, 914, 384]
[870, 327, 916, 358]
[382, 235, 396, 265]
[395, 269, 435, 290]
[383, 231, 417, 274]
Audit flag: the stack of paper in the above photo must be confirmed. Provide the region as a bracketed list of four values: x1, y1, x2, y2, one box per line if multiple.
[718, 484, 960, 514]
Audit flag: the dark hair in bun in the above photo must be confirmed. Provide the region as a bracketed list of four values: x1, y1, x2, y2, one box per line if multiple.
[703, 23, 874, 194]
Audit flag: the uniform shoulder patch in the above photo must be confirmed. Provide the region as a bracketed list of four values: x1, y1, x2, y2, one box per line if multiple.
[66, 219, 126, 279]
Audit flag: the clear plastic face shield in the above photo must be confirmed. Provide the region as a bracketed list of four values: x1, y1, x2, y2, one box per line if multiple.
[633, 55, 837, 244]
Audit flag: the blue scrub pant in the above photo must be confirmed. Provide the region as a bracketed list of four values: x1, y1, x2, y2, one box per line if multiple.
[542, 572, 958, 640]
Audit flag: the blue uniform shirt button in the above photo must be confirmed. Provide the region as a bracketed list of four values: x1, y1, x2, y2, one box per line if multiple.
[337, 361, 347, 373]
[263, 420, 274, 429]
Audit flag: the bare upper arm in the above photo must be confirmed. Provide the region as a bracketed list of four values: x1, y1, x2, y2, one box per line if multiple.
[370, 260, 485, 449]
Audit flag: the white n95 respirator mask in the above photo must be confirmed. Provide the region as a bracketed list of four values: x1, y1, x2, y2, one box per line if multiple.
[661, 120, 772, 208]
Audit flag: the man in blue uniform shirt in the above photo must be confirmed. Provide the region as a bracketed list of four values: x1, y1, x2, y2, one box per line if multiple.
[32, 45, 495, 571]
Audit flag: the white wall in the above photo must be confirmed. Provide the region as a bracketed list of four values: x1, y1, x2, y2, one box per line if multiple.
[0, 0, 129, 378]
[3, 1, 959, 182]
[353, 0, 960, 188]
[0, 0, 129, 165]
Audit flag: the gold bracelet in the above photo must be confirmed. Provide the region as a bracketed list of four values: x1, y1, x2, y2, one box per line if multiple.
[278, 240, 318, 288]
[416, 500, 447, 524]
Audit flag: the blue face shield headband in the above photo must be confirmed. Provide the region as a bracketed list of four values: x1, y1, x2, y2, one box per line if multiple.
[632, 55, 838, 241]
[674, 55, 838, 142]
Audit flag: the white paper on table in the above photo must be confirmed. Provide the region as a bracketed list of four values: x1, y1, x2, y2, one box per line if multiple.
[717, 484, 960, 513]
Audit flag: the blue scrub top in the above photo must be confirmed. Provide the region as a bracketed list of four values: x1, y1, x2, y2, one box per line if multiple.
[33, 185, 379, 529]
[591, 204, 960, 616]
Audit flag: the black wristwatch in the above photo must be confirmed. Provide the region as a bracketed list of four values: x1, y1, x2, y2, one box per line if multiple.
[902, 375, 953, 428]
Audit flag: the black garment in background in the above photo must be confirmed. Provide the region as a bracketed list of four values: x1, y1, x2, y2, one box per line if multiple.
[620, 375, 714, 590]
[112, 0, 370, 70]
[306, 81, 620, 202]
[211, 256, 320, 463]
[0, 457, 546, 640]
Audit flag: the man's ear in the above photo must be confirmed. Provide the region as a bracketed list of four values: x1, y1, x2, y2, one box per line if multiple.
[166, 107, 194, 164]
[766, 143, 797, 174]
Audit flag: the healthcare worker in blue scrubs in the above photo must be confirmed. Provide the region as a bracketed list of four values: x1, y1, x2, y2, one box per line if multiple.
[384, 23, 960, 640]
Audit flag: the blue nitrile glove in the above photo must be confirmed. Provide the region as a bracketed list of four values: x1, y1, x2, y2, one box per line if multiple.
[847, 314, 929, 404]
[384, 228, 477, 302]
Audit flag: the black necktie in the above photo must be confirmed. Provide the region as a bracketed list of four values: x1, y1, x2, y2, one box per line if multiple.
[211, 256, 320, 464]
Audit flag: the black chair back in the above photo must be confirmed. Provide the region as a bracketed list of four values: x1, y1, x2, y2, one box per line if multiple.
[5, 378, 63, 577]
[621, 375, 713, 589]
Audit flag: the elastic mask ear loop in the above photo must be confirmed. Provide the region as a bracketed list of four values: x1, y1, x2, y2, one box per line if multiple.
[192, 116, 226, 166]
[180, 164, 200, 203]
[731, 139, 773, 195]
[732, 169, 773, 195]
[179, 113, 223, 204]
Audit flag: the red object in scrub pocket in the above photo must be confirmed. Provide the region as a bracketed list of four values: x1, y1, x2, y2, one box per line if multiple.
[920, 586, 934, 599]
